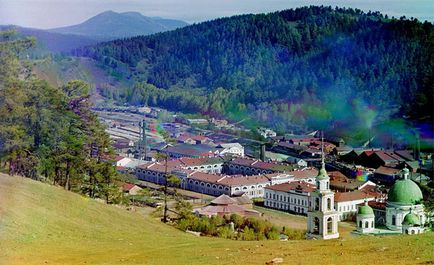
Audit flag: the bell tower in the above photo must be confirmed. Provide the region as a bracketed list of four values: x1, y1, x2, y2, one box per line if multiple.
[306, 133, 339, 240]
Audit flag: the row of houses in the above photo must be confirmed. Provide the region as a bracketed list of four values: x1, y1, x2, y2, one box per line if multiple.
[134, 158, 319, 198]
[341, 149, 416, 169]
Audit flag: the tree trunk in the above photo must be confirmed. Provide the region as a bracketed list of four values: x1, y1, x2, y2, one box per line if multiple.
[65, 161, 70, 190]
[163, 156, 168, 223]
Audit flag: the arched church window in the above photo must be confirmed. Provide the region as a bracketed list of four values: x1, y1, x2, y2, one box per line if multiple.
[392, 215, 396, 226]
[359, 221, 362, 228]
[365, 221, 369, 228]
[327, 217, 333, 234]
[371, 221, 374, 227]
[315, 198, 320, 211]
[327, 198, 331, 210]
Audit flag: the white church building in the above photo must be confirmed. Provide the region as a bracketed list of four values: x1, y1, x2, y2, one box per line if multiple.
[306, 157, 340, 240]
[356, 168, 426, 235]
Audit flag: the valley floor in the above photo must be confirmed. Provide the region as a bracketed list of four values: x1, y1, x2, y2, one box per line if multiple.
[0, 174, 433, 265]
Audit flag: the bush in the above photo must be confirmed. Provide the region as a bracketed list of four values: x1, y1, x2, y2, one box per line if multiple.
[177, 218, 191, 231]
[265, 230, 280, 240]
[217, 225, 234, 239]
[175, 213, 305, 241]
[210, 215, 225, 227]
[239, 227, 257, 241]
[230, 214, 244, 229]
[282, 227, 306, 240]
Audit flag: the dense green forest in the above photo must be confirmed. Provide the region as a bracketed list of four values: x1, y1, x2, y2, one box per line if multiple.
[0, 31, 122, 202]
[75, 6, 433, 144]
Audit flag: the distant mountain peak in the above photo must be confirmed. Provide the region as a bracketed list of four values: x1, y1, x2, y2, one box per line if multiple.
[48, 11, 188, 41]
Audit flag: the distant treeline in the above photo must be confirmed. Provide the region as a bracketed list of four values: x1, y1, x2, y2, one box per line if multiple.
[74, 6, 433, 143]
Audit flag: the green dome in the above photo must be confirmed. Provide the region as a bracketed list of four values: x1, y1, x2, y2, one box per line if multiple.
[402, 213, 420, 226]
[388, 179, 423, 205]
[358, 205, 374, 216]
[316, 167, 329, 180]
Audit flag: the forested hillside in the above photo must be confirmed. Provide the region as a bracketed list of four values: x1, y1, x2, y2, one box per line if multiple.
[0, 30, 121, 201]
[75, 6, 433, 144]
[0, 25, 99, 54]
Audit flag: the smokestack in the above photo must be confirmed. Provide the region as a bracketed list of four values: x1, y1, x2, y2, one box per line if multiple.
[260, 144, 266, 162]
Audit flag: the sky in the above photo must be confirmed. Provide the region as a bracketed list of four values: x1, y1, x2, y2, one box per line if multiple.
[0, 0, 433, 29]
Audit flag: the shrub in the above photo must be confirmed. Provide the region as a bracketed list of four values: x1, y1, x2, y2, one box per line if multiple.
[177, 218, 191, 231]
[210, 215, 225, 227]
[230, 214, 244, 229]
[217, 225, 234, 239]
[239, 227, 257, 241]
[282, 227, 306, 240]
[265, 230, 280, 240]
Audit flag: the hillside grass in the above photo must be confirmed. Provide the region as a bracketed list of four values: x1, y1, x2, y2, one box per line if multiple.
[0, 174, 433, 265]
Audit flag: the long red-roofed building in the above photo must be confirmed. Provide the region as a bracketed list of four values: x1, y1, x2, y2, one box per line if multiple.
[264, 181, 316, 215]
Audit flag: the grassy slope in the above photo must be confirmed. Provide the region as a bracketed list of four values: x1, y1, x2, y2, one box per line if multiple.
[0, 174, 433, 265]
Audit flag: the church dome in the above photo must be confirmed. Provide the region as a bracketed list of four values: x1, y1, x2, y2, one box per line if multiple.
[388, 179, 423, 205]
[402, 213, 420, 226]
[358, 204, 374, 216]
[316, 167, 329, 180]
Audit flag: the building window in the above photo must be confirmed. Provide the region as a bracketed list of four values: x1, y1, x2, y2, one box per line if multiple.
[365, 221, 369, 228]
[315, 198, 320, 211]
[327, 198, 331, 211]
[392, 215, 396, 226]
[327, 217, 333, 234]
[313, 217, 320, 234]
[359, 220, 362, 228]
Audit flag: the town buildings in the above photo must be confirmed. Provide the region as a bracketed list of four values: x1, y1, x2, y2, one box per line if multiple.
[356, 168, 427, 235]
[264, 181, 316, 215]
[225, 157, 294, 176]
[258, 127, 277, 138]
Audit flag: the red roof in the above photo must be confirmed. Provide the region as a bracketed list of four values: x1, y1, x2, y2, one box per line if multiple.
[176, 134, 193, 142]
[122, 183, 136, 191]
[191, 135, 209, 141]
[334, 190, 375, 202]
[178, 157, 223, 167]
[195, 204, 251, 216]
[266, 181, 316, 193]
[114, 155, 126, 162]
[220, 175, 270, 186]
[362, 150, 375, 157]
[375, 166, 400, 175]
[367, 201, 386, 210]
[290, 169, 319, 179]
[211, 194, 237, 205]
[188, 171, 225, 183]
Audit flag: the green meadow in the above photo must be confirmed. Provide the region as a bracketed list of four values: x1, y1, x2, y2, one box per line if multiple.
[0, 174, 433, 265]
